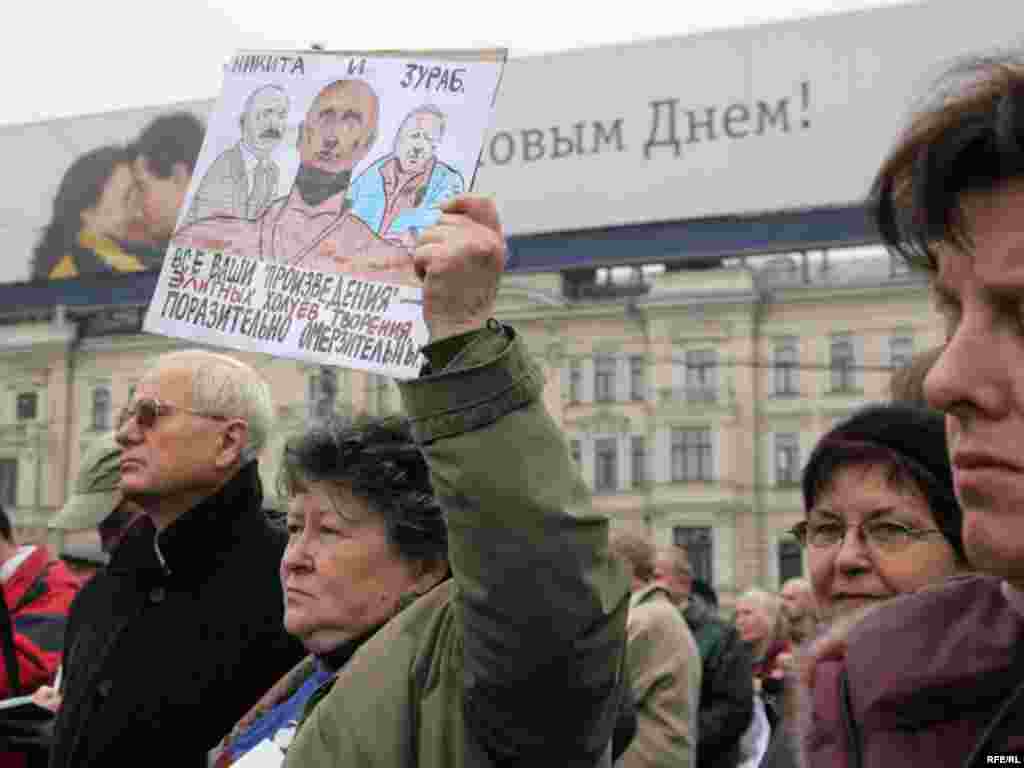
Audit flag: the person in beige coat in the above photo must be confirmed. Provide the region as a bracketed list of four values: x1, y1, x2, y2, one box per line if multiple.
[611, 530, 701, 768]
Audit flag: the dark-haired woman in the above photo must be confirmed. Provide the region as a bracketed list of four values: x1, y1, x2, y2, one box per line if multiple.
[214, 416, 449, 765]
[794, 403, 969, 768]
[796, 403, 967, 626]
[32, 145, 161, 280]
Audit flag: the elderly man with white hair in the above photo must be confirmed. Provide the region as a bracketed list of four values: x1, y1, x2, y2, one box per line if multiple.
[49, 349, 305, 768]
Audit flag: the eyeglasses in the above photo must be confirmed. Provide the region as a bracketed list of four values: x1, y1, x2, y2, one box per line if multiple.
[117, 397, 228, 431]
[790, 519, 945, 552]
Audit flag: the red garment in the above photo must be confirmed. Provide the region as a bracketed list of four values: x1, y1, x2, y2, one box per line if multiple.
[753, 639, 790, 686]
[0, 546, 80, 698]
[0, 547, 80, 768]
[803, 575, 1024, 768]
[378, 155, 436, 234]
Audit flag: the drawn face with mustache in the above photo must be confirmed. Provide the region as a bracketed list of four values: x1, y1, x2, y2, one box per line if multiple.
[242, 85, 289, 156]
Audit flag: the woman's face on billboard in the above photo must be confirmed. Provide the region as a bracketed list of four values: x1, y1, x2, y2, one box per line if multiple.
[80, 163, 146, 242]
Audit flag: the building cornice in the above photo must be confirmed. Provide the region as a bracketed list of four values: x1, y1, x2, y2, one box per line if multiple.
[764, 273, 930, 304]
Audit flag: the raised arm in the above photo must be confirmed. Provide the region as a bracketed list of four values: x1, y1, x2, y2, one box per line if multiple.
[398, 196, 631, 765]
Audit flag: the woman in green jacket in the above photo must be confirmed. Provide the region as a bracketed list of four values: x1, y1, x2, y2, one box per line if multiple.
[215, 416, 450, 765]
[283, 195, 632, 767]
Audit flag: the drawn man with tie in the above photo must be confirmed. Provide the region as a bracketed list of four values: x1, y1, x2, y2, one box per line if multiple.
[183, 85, 288, 225]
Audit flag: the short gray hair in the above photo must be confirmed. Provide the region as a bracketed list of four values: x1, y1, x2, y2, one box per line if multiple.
[242, 84, 288, 121]
[738, 588, 781, 618]
[656, 545, 693, 579]
[393, 104, 446, 154]
[737, 587, 790, 650]
[781, 577, 811, 595]
[150, 349, 274, 464]
[609, 528, 655, 583]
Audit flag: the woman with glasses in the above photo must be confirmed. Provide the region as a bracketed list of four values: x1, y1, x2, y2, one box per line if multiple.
[795, 402, 968, 626]
[791, 402, 969, 768]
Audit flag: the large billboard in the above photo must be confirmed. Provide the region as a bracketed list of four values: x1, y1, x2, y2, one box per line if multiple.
[1, 0, 1023, 285]
[472, 0, 1024, 236]
[0, 100, 214, 286]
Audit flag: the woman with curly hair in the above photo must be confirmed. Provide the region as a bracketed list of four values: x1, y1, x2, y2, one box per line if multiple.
[214, 415, 449, 765]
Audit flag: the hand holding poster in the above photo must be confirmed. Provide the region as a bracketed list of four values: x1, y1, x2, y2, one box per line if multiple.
[143, 48, 506, 378]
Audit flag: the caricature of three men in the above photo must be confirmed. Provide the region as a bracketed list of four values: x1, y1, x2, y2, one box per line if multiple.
[176, 79, 463, 285]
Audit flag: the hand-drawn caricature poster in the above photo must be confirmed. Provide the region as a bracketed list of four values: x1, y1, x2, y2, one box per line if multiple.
[143, 49, 506, 378]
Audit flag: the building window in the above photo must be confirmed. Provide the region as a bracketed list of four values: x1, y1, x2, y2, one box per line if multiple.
[685, 349, 718, 402]
[92, 386, 112, 431]
[779, 538, 804, 583]
[829, 334, 857, 393]
[0, 460, 15, 507]
[594, 355, 616, 403]
[569, 360, 582, 403]
[671, 427, 713, 482]
[890, 335, 914, 370]
[775, 432, 800, 486]
[15, 393, 37, 422]
[774, 337, 799, 396]
[570, 439, 581, 466]
[594, 437, 618, 492]
[629, 356, 646, 401]
[674, 526, 713, 586]
[631, 436, 646, 488]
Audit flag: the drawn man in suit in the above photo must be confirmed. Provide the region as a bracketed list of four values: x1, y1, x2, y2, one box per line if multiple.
[184, 85, 289, 224]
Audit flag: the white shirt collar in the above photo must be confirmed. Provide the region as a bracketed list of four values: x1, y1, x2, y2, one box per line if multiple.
[239, 140, 265, 183]
[0, 546, 36, 583]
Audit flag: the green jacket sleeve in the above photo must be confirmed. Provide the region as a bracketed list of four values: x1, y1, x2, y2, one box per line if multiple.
[399, 323, 631, 766]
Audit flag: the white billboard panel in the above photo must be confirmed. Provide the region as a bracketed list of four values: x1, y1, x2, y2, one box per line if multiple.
[473, 0, 1024, 235]
[2, 0, 1023, 286]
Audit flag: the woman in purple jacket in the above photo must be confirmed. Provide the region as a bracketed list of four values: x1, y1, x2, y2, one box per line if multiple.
[792, 403, 970, 768]
[800, 55, 1024, 768]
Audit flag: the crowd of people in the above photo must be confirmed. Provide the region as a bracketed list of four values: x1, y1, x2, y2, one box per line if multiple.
[0, 52, 1021, 768]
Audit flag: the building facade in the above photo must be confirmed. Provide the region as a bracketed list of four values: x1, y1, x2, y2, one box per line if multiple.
[494, 249, 939, 604]
[0, 249, 939, 603]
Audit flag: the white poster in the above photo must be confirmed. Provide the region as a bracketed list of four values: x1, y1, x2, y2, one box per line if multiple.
[143, 48, 505, 378]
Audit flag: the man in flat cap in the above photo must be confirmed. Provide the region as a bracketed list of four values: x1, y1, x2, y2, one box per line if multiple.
[48, 434, 143, 582]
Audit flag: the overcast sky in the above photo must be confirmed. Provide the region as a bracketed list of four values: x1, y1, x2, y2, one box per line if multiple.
[7, 0, 920, 126]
